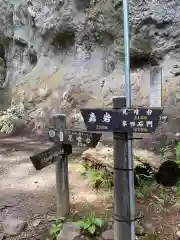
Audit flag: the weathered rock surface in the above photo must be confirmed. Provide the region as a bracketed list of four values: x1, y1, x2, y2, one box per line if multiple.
[57, 222, 80, 240]
[0, 0, 180, 149]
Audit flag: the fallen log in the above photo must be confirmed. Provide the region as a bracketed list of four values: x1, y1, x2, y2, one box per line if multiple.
[155, 160, 180, 186]
[81, 144, 161, 173]
[134, 149, 180, 186]
[81, 144, 153, 186]
[81, 144, 180, 186]
[133, 149, 163, 171]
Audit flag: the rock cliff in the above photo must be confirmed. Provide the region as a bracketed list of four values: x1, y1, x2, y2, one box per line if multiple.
[1, 0, 180, 150]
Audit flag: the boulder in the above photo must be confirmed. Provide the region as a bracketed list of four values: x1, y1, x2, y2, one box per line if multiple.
[57, 222, 80, 240]
[3, 216, 26, 236]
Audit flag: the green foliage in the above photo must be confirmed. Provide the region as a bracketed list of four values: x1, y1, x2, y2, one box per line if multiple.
[0, 112, 18, 134]
[47, 217, 65, 240]
[114, 0, 123, 8]
[135, 179, 155, 200]
[0, 104, 24, 135]
[160, 146, 171, 161]
[80, 164, 113, 190]
[76, 215, 104, 236]
[135, 164, 152, 182]
[176, 142, 180, 165]
[175, 180, 180, 201]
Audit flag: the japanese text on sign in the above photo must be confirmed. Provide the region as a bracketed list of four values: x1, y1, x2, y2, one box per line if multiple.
[48, 128, 102, 148]
[87, 109, 153, 129]
[67, 131, 91, 147]
[80, 107, 163, 133]
[41, 148, 64, 166]
[30, 146, 65, 170]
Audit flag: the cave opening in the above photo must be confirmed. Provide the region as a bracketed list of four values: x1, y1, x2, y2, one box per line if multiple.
[28, 46, 38, 65]
[52, 31, 75, 50]
[130, 52, 161, 70]
[74, 0, 90, 11]
[0, 44, 5, 59]
[0, 44, 6, 85]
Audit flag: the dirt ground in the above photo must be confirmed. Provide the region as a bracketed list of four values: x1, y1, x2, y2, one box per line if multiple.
[0, 136, 179, 239]
[0, 137, 112, 239]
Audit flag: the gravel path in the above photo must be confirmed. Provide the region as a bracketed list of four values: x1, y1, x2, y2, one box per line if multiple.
[0, 137, 57, 219]
[0, 137, 59, 239]
[0, 137, 111, 239]
[0, 137, 178, 240]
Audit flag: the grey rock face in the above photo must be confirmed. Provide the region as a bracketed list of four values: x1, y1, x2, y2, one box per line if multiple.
[0, 0, 180, 148]
[130, 0, 180, 58]
[1, 0, 180, 86]
[0, 0, 13, 39]
[0, 59, 6, 86]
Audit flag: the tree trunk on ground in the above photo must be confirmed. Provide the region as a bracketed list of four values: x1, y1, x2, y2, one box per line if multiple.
[81, 143, 180, 186]
[81, 144, 163, 173]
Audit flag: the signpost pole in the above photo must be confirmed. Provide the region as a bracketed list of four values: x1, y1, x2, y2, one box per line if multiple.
[54, 114, 70, 216]
[113, 96, 132, 240]
[80, 107, 164, 240]
[123, 0, 135, 239]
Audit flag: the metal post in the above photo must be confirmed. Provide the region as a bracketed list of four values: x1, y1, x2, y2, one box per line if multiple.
[113, 96, 133, 240]
[123, 0, 135, 239]
[54, 114, 70, 216]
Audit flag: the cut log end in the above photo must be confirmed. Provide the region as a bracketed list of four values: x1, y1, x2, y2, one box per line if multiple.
[82, 146, 180, 187]
[155, 160, 180, 187]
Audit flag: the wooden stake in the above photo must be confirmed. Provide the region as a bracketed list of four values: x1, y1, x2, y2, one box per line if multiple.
[54, 114, 70, 216]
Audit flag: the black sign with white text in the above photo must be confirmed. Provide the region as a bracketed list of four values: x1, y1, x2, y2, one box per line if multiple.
[30, 144, 72, 170]
[80, 108, 163, 133]
[48, 129, 102, 148]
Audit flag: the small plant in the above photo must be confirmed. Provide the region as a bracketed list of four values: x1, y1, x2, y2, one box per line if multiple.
[48, 217, 65, 240]
[79, 162, 89, 176]
[0, 112, 18, 135]
[175, 180, 180, 200]
[135, 164, 153, 182]
[160, 146, 171, 161]
[135, 179, 155, 200]
[80, 164, 113, 190]
[76, 215, 105, 236]
[176, 142, 180, 165]
[114, 0, 123, 8]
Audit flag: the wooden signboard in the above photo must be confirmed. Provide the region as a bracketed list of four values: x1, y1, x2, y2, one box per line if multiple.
[48, 129, 102, 148]
[80, 108, 163, 133]
[30, 144, 72, 170]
